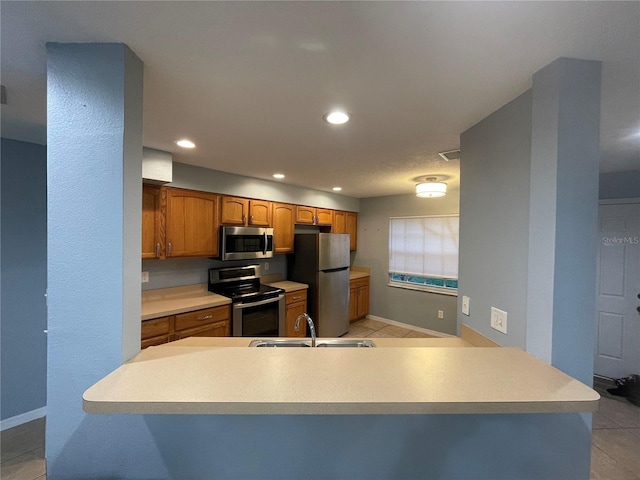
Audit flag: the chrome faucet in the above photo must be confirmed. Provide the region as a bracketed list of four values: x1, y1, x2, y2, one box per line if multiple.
[294, 313, 316, 347]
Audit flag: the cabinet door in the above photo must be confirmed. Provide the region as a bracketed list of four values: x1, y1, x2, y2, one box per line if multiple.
[248, 200, 272, 226]
[142, 185, 164, 259]
[272, 203, 295, 253]
[174, 319, 230, 339]
[346, 212, 358, 251]
[141, 316, 172, 339]
[166, 188, 220, 258]
[357, 284, 369, 318]
[333, 211, 346, 234]
[141, 334, 172, 349]
[316, 208, 333, 226]
[295, 206, 316, 225]
[285, 301, 308, 337]
[220, 196, 248, 225]
[349, 285, 359, 322]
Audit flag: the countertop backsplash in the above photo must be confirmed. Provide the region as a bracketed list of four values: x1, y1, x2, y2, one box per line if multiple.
[141, 255, 287, 291]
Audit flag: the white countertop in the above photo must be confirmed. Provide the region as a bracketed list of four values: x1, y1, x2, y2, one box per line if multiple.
[83, 338, 599, 415]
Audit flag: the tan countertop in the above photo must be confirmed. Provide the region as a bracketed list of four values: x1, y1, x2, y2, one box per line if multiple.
[349, 271, 369, 280]
[141, 284, 230, 321]
[83, 338, 599, 415]
[265, 281, 308, 293]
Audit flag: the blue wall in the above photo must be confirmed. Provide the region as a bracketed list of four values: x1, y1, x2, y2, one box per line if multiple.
[0, 138, 47, 422]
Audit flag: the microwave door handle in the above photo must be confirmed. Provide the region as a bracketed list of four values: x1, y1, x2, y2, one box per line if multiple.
[263, 231, 267, 255]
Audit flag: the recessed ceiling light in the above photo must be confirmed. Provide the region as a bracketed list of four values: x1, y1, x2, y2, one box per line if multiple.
[332, 187, 342, 192]
[176, 139, 196, 149]
[273, 173, 285, 179]
[324, 111, 350, 125]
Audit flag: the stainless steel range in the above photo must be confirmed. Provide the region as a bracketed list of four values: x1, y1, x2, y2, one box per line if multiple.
[208, 265, 285, 337]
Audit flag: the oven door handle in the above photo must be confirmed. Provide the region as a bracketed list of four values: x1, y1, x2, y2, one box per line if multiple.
[233, 294, 284, 309]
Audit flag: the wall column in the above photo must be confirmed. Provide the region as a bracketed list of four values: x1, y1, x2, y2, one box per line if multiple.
[46, 43, 147, 476]
[527, 58, 601, 385]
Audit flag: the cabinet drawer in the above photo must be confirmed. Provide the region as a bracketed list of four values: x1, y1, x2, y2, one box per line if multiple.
[141, 316, 172, 340]
[350, 277, 369, 289]
[285, 290, 307, 305]
[175, 306, 229, 331]
[174, 320, 230, 339]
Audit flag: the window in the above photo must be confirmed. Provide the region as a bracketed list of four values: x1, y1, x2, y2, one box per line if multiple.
[388, 215, 459, 295]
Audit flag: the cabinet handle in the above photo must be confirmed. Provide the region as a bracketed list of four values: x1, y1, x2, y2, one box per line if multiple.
[168, 243, 172, 257]
[155, 243, 160, 258]
[249, 215, 254, 224]
[242, 215, 247, 224]
[197, 314, 213, 321]
[292, 295, 302, 300]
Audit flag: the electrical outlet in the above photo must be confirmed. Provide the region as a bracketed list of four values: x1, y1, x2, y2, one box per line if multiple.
[141, 271, 149, 283]
[462, 296, 470, 316]
[490, 307, 507, 334]
[263, 262, 270, 271]
[437, 310, 444, 319]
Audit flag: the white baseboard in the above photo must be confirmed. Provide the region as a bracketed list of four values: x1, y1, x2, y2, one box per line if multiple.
[365, 315, 456, 338]
[0, 407, 46, 431]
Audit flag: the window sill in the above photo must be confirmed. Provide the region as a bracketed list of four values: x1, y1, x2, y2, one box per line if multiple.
[388, 281, 458, 297]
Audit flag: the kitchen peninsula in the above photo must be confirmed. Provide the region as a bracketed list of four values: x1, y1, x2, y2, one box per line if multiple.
[84, 338, 598, 415]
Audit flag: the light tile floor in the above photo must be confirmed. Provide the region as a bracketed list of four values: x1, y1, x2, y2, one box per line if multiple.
[2, 319, 638, 480]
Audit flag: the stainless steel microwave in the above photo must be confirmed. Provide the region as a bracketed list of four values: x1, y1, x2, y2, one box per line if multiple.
[220, 226, 274, 261]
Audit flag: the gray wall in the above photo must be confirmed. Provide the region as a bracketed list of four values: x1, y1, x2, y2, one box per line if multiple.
[599, 170, 640, 199]
[0, 139, 47, 422]
[355, 191, 459, 335]
[171, 162, 360, 212]
[458, 58, 601, 390]
[458, 91, 532, 347]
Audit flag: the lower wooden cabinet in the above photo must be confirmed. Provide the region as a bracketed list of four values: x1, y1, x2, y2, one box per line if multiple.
[349, 277, 369, 322]
[284, 289, 308, 337]
[141, 305, 231, 349]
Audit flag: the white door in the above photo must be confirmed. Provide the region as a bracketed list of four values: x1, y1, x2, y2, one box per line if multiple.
[595, 200, 640, 379]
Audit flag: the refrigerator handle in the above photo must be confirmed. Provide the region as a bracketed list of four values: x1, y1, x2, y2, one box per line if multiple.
[320, 266, 350, 273]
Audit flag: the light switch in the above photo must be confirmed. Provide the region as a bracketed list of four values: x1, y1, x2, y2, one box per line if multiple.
[141, 271, 149, 283]
[490, 307, 507, 334]
[462, 296, 470, 316]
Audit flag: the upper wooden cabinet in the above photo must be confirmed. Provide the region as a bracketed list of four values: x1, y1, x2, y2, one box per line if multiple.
[220, 196, 272, 227]
[346, 212, 357, 251]
[142, 185, 165, 259]
[295, 206, 333, 226]
[331, 210, 358, 251]
[272, 202, 296, 254]
[165, 188, 220, 258]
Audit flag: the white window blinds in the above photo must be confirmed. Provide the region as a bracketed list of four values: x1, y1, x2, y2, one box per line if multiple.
[389, 215, 459, 279]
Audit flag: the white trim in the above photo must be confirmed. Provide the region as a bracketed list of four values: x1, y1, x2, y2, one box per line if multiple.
[365, 314, 456, 338]
[0, 407, 46, 431]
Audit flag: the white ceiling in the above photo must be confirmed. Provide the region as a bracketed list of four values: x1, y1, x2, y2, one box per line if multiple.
[2, 1, 639, 198]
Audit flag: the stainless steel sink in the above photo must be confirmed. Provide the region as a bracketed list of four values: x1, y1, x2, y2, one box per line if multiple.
[248, 339, 376, 348]
[248, 339, 311, 347]
[316, 339, 376, 348]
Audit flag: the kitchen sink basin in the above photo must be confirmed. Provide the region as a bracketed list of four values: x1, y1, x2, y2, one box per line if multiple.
[248, 339, 311, 347]
[316, 339, 376, 348]
[248, 339, 376, 348]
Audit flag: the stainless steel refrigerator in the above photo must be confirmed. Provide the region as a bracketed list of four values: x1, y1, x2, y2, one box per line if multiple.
[288, 233, 350, 337]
